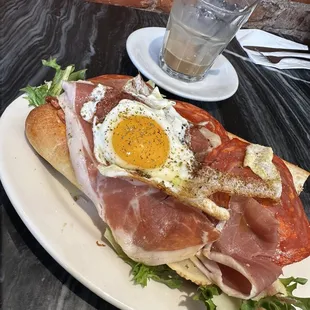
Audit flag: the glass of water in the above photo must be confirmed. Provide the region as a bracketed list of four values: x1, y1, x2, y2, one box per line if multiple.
[159, 0, 258, 82]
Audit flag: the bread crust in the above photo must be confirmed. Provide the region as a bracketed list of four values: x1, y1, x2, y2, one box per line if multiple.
[25, 103, 79, 188]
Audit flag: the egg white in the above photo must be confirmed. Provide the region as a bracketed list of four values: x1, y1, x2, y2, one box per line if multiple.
[92, 99, 196, 188]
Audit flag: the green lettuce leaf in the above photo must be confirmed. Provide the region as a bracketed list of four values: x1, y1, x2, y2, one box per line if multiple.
[104, 228, 183, 289]
[240, 277, 309, 310]
[131, 263, 183, 289]
[193, 285, 222, 310]
[279, 277, 308, 296]
[21, 83, 51, 108]
[21, 58, 86, 107]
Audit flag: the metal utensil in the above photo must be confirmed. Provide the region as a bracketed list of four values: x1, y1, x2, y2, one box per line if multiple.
[243, 45, 310, 54]
[256, 52, 310, 64]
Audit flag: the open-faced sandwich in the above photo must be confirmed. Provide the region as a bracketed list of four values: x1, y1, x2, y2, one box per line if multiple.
[23, 59, 310, 309]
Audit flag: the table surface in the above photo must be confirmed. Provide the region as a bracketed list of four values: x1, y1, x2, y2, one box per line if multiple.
[1, 0, 310, 309]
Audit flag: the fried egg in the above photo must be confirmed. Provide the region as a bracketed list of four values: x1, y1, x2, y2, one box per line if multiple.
[92, 97, 196, 191]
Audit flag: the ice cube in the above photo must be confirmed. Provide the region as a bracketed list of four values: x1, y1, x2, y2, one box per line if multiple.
[196, 6, 217, 19]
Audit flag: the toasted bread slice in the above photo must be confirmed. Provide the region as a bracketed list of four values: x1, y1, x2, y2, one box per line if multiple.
[168, 259, 211, 286]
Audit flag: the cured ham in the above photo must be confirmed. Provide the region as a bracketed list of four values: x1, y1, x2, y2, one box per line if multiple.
[193, 196, 282, 299]
[188, 125, 223, 161]
[101, 178, 220, 265]
[60, 80, 220, 265]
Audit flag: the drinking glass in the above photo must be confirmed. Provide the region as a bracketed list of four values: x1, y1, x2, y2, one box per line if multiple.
[159, 0, 259, 82]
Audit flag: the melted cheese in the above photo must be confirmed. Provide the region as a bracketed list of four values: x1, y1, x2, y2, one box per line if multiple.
[199, 127, 222, 150]
[80, 84, 106, 122]
[244, 144, 282, 197]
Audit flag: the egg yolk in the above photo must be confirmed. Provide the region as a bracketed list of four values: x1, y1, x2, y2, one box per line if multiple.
[112, 115, 170, 169]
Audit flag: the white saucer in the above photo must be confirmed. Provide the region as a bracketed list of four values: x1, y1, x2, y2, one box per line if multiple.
[126, 27, 239, 102]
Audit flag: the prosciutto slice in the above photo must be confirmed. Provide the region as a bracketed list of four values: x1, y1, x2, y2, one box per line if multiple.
[60, 80, 220, 266]
[194, 196, 282, 299]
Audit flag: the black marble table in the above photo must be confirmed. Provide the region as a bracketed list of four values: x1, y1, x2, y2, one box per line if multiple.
[1, 0, 310, 309]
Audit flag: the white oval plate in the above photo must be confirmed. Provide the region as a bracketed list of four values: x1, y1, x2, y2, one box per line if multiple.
[0, 96, 309, 310]
[126, 27, 239, 102]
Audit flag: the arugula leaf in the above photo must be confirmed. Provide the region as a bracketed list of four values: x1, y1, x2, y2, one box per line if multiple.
[280, 277, 308, 296]
[193, 285, 222, 310]
[21, 83, 51, 107]
[278, 277, 310, 310]
[21, 58, 86, 107]
[42, 58, 61, 70]
[131, 263, 183, 289]
[241, 295, 310, 310]
[104, 228, 183, 289]
[240, 277, 309, 310]
[241, 296, 291, 310]
[47, 64, 73, 96]
[68, 69, 87, 82]
[240, 299, 257, 310]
